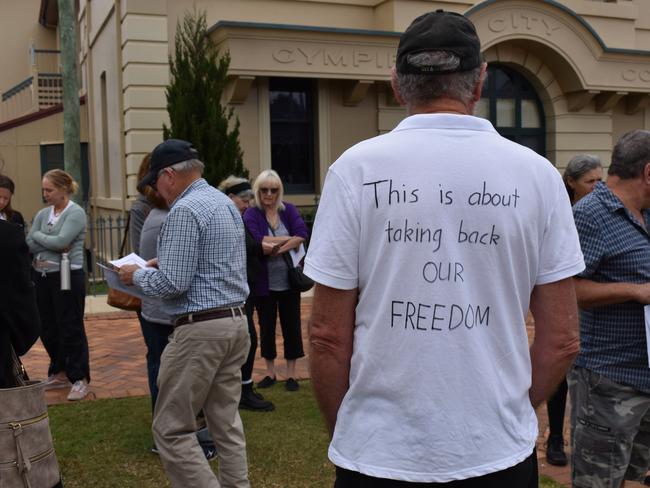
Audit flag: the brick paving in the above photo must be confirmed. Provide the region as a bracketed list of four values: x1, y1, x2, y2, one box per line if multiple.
[20, 298, 646, 487]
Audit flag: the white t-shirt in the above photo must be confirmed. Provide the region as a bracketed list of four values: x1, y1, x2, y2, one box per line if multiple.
[304, 114, 585, 482]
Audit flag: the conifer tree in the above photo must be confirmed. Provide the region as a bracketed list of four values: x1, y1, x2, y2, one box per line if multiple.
[163, 11, 247, 185]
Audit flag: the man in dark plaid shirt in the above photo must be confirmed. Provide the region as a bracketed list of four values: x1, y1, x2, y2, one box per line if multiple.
[120, 139, 251, 488]
[570, 129, 650, 488]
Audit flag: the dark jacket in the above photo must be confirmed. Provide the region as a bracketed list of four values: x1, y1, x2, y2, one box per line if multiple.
[7, 210, 25, 227]
[0, 220, 40, 387]
[243, 202, 309, 296]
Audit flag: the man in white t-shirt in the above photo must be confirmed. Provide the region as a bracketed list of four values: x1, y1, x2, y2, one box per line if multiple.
[304, 10, 584, 487]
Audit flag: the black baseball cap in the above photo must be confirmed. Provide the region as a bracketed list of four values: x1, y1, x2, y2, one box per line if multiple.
[396, 10, 482, 75]
[138, 139, 198, 192]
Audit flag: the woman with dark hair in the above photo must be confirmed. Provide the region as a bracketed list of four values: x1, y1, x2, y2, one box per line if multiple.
[129, 154, 153, 254]
[27, 169, 90, 401]
[0, 174, 25, 226]
[545, 154, 603, 466]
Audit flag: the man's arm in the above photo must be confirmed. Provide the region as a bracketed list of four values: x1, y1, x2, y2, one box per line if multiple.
[574, 277, 650, 309]
[309, 283, 357, 437]
[529, 277, 580, 408]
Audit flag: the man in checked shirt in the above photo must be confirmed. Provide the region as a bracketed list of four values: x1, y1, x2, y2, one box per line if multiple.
[570, 130, 650, 488]
[120, 139, 251, 488]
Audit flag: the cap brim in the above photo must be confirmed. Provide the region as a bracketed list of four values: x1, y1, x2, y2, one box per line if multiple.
[137, 171, 157, 193]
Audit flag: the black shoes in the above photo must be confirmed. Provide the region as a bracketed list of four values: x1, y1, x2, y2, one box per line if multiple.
[240, 383, 275, 411]
[257, 375, 276, 388]
[545, 436, 568, 466]
[286, 378, 299, 392]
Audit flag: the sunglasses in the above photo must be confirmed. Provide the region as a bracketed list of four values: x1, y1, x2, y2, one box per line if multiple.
[260, 187, 279, 194]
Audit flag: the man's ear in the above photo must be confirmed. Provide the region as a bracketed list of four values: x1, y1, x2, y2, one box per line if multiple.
[472, 62, 488, 104]
[390, 67, 406, 106]
[644, 161, 650, 184]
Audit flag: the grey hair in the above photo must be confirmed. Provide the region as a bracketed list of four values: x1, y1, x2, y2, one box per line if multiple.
[169, 158, 205, 175]
[563, 154, 602, 182]
[609, 130, 650, 179]
[395, 51, 483, 107]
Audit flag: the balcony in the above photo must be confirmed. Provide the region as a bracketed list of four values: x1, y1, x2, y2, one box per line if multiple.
[0, 48, 62, 123]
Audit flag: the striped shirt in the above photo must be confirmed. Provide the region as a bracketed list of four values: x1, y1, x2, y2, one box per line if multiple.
[133, 178, 248, 317]
[573, 181, 650, 393]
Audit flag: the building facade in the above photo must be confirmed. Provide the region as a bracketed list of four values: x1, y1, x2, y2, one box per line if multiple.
[2, 0, 650, 219]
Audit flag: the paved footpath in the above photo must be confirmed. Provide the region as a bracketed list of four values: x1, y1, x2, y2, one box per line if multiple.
[21, 297, 645, 488]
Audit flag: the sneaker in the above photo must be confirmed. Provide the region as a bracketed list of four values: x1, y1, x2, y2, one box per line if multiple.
[240, 384, 275, 411]
[67, 380, 89, 401]
[196, 427, 217, 461]
[545, 436, 567, 466]
[150, 445, 159, 455]
[257, 375, 276, 389]
[286, 378, 299, 392]
[45, 374, 69, 390]
[202, 446, 217, 461]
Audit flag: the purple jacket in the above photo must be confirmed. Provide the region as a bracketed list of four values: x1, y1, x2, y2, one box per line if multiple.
[243, 202, 309, 296]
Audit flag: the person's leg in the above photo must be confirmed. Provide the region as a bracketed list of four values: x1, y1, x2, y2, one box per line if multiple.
[622, 399, 650, 484]
[545, 377, 568, 465]
[153, 323, 225, 487]
[60, 270, 89, 384]
[202, 315, 251, 488]
[240, 298, 274, 411]
[139, 317, 173, 412]
[255, 295, 278, 384]
[276, 290, 303, 389]
[34, 272, 63, 378]
[569, 366, 649, 488]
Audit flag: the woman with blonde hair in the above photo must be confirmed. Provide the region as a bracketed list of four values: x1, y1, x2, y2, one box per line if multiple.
[27, 169, 90, 401]
[243, 169, 309, 391]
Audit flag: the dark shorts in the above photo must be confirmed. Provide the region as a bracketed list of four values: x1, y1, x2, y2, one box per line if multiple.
[568, 366, 650, 487]
[334, 449, 538, 488]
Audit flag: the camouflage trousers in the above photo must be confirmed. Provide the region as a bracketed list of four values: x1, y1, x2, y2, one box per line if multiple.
[568, 366, 650, 488]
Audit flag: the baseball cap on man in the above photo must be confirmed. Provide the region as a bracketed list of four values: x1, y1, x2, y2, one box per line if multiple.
[396, 10, 482, 75]
[138, 138, 198, 192]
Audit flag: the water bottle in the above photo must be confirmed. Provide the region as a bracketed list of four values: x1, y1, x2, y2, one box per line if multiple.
[60, 252, 71, 290]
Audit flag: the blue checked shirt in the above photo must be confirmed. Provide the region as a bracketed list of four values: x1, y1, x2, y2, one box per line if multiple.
[133, 178, 248, 317]
[573, 181, 650, 393]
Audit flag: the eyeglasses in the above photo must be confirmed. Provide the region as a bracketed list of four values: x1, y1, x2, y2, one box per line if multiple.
[260, 187, 279, 194]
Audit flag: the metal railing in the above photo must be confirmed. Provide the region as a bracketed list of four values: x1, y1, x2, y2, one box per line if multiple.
[87, 214, 128, 296]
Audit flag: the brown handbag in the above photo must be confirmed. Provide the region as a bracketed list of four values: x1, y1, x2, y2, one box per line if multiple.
[0, 380, 61, 488]
[106, 212, 142, 312]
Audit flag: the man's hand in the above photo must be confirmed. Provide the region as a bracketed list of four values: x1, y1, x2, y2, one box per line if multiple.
[118, 264, 140, 286]
[146, 258, 159, 269]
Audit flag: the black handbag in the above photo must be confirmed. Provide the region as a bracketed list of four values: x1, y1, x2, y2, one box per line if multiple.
[281, 253, 314, 293]
[267, 222, 314, 293]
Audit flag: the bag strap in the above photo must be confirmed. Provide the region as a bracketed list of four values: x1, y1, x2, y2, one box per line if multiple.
[119, 212, 131, 256]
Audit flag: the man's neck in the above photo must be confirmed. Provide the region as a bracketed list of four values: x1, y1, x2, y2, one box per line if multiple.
[408, 97, 472, 116]
[607, 176, 647, 216]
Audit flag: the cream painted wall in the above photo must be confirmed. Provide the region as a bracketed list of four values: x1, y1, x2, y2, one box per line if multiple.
[88, 12, 123, 200]
[612, 103, 645, 149]
[0, 0, 57, 95]
[232, 79, 262, 179]
[329, 81, 380, 163]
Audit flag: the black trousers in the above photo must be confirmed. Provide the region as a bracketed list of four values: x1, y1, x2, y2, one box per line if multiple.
[34, 269, 90, 383]
[241, 298, 258, 382]
[546, 377, 568, 439]
[255, 290, 304, 361]
[335, 449, 538, 488]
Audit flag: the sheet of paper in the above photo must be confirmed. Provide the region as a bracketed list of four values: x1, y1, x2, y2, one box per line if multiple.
[643, 305, 650, 368]
[289, 243, 306, 268]
[109, 252, 148, 269]
[98, 263, 147, 300]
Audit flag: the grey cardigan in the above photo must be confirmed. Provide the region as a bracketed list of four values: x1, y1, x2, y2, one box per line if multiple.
[26, 202, 86, 272]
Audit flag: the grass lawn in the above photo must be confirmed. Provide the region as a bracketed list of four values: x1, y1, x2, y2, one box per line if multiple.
[48, 382, 562, 487]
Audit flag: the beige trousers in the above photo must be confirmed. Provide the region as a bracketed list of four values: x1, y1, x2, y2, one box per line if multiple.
[152, 314, 251, 488]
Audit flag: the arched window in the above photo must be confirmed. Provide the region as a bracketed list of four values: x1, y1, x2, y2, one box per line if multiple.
[475, 65, 546, 156]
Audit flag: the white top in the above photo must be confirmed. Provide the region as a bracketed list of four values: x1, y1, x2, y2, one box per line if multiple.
[304, 114, 585, 482]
